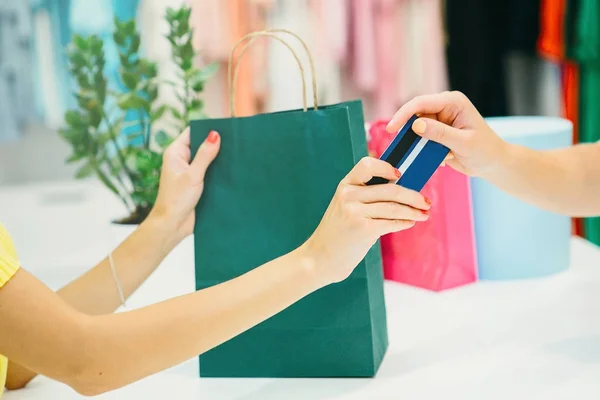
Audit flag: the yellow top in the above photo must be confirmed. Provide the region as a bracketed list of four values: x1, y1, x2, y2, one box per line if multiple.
[0, 223, 21, 397]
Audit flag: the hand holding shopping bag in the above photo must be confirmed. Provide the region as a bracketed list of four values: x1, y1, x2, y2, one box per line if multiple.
[190, 29, 417, 377]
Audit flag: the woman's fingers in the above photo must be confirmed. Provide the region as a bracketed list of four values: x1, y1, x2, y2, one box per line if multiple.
[363, 202, 429, 222]
[343, 157, 400, 185]
[189, 130, 221, 180]
[372, 219, 417, 236]
[354, 183, 430, 210]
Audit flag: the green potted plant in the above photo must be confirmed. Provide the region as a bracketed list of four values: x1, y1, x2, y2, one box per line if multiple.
[59, 6, 217, 225]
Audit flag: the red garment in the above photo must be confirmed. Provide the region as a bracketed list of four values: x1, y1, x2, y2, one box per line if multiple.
[538, 1, 581, 236]
[561, 63, 582, 236]
[561, 62, 579, 142]
[538, 0, 566, 61]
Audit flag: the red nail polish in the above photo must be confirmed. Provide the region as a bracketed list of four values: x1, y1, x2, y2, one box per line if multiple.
[207, 131, 219, 144]
[394, 169, 401, 178]
[421, 209, 429, 216]
[424, 197, 432, 206]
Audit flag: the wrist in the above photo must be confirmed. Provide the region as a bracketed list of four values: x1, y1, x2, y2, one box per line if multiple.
[293, 240, 333, 290]
[480, 140, 519, 182]
[140, 211, 183, 254]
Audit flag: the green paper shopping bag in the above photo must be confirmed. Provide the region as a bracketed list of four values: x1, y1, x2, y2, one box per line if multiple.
[190, 29, 388, 378]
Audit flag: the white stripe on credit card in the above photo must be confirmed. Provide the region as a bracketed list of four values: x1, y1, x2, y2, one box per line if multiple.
[398, 137, 429, 175]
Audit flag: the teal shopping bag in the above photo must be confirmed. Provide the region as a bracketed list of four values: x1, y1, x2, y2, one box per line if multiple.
[190, 30, 388, 378]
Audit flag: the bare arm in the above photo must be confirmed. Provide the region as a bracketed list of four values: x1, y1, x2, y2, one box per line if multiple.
[5, 214, 181, 389]
[0, 158, 430, 396]
[487, 142, 600, 217]
[388, 91, 600, 218]
[1, 247, 320, 396]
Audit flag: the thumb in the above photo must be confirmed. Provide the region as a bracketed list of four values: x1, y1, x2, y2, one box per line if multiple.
[190, 130, 220, 180]
[412, 118, 464, 150]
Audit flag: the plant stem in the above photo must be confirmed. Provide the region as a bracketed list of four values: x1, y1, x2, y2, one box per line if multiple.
[104, 155, 132, 201]
[101, 110, 136, 182]
[139, 110, 150, 149]
[95, 164, 133, 212]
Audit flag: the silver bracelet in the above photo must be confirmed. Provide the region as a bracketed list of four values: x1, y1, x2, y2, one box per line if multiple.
[108, 252, 127, 308]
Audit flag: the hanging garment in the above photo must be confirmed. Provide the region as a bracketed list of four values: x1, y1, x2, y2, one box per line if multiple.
[317, 0, 348, 64]
[445, 0, 509, 117]
[265, 0, 326, 113]
[188, 0, 230, 118]
[565, 0, 582, 61]
[564, 0, 582, 142]
[538, 0, 566, 61]
[32, 8, 64, 128]
[350, 0, 377, 93]
[372, 0, 397, 119]
[0, 0, 35, 141]
[30, 0, 73, 123]
[307, 0, 343, 106]
[395, 0, 448, 106]
[572, 0, 600, 245]
[505, 53, 561, 116]
[507, 0, 542, 54]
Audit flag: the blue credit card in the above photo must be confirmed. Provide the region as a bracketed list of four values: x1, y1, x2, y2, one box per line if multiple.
[367, 115, 450, 192]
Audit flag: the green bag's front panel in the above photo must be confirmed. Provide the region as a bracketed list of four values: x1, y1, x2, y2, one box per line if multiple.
[191, 101, 388, 377]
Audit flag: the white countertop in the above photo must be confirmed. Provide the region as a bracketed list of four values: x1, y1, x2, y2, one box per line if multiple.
[2, 181, 600, 400]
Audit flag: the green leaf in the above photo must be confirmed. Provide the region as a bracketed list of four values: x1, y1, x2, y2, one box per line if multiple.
[125, 20, 136, 35]
[169, 106, 183, 120]
[131, 34, 141, 53]
[119, 53, 131, 67]
[148, 85, 159, 102]
[165, 8, 177, 22]
[150, 105, 168, 121]
[114, 31, 126, 47]
[138, 60, 158, 78]
[88, 107, 102, 128]
[58, 127, 78, 143]
[117, 93, 149, 111]
[89, 36, 104, 55]
[65, 110, 86, 128]
[181, 59, 193, 71]
[69, 52, 87, 69]
[75, 163, 95, 179]
[154, 130, 173, 148]
[189, 98, 204, 114]
[180, 40, 194, 61]
[121, 71, 138, 90]
[73, 34, 88, 50]
[66, 152, 87, 163]
[95, 132, 112, 146]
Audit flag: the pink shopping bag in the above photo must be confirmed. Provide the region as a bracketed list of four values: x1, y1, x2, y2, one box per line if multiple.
[368, 120, 478, 291]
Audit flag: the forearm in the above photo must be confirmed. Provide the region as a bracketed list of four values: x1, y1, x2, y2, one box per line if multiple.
[6, 213, 181, 389]
[1, 246, 324, 396]
[484, 142, 600, 216]
[57, 214, 181, 315]
[82, 246, 322, 393]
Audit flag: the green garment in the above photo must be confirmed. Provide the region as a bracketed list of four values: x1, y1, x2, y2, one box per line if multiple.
[571, 0, 600, 245]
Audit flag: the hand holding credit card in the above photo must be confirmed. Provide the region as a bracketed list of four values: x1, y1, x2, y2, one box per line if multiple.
[367, 115, 450, 191]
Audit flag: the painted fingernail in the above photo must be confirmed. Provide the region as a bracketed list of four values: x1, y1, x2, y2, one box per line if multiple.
[207, 131, 219, 144]
[394, 169, 401, 178]
[412, 119, 427, 134]
[424, 197, 432, 206]
[421, 209, 430, 216]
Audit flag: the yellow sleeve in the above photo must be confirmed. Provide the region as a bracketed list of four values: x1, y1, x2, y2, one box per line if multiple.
[0, 224, 20, 288]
